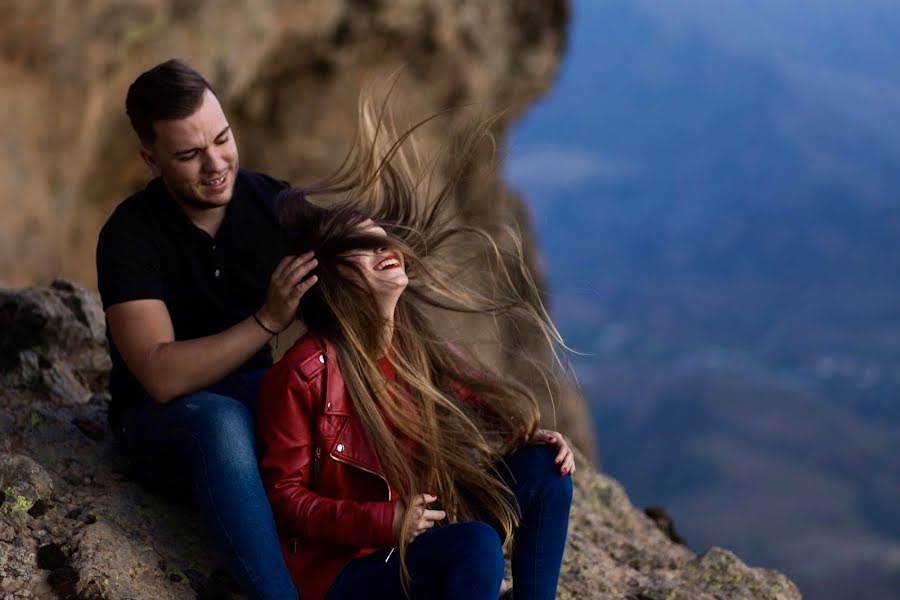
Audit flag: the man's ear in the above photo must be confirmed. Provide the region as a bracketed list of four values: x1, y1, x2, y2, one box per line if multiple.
[139, 145, 162, 177]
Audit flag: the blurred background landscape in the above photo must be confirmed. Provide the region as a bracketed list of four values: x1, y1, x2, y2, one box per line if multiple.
[505, 1, 900, 598]
[3, 0, 898, 597]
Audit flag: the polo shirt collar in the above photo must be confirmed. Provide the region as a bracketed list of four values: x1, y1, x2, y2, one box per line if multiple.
[151, 176, 242, 243]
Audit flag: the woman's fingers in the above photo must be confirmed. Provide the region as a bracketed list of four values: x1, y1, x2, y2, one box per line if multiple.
[532, 429, 552, 444]
[559, 448, 576, 476]
[411, 493, 437, 507]
[406, 494, 443, 541]
[533, 429, 576, 475]
[421, 508, 446, 523]
[555, 443, 569, 465]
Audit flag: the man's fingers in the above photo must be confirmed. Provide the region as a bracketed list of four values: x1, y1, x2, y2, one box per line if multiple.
[285, 257, 318, 285]
[274, 253, 314, 283]
[271, 255, 294, 280]
[288, 274, 318, 300]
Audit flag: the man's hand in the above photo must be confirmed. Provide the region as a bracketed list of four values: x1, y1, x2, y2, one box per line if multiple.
[256, 252, 318, 333]
[392, 493, 446, 543]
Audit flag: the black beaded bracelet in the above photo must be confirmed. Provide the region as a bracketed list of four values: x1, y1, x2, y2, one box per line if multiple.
[253, 313, 279, 337]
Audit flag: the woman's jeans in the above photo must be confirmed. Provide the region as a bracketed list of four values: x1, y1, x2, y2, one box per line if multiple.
[324, 445, 573, 600]
[118, 369, 298, 600]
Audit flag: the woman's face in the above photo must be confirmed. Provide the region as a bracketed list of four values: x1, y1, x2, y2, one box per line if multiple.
[342, 221, 409, 303]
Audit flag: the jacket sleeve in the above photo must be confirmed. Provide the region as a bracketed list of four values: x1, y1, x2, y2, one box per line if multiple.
[256, 363, 397, 548]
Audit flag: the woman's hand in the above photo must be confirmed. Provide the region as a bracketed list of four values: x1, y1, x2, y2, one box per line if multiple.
[392, 493, 447, 543]
[532, 429, 576, 476]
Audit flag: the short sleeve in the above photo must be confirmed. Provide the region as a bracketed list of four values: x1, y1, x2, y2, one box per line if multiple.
[96, 214, 163, 309]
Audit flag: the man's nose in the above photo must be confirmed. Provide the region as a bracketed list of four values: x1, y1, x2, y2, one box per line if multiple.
[201, 148, 228, 173]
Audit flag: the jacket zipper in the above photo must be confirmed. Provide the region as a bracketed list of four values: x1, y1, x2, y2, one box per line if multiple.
[328, 451, 392, 501]
[328, 451, 395, 560]
[313, 446, 322, 482]
[292, 447, 323, 554]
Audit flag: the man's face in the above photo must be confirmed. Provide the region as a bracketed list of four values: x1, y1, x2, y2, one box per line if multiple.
[140, 89, 239, 210]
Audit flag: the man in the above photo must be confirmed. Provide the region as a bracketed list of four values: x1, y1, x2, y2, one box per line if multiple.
[96, 59, 315, 599]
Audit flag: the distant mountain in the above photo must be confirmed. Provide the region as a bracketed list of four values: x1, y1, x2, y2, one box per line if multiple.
[591, 366, 900, 600]
[505, 1, 900, 598]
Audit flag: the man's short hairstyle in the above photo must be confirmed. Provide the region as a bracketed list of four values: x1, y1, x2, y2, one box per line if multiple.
[125, 59, 214, 143]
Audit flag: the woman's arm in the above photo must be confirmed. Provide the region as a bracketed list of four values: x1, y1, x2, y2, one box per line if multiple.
[256, 363, 397, 548]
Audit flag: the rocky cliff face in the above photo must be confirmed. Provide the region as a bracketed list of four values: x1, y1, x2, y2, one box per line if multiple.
[0, 5, 803, 598]
[1, 0, 595, 455]
[0, 282, 802, 600]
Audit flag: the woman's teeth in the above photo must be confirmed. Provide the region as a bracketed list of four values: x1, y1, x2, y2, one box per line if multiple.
[376, 258, 399, 270]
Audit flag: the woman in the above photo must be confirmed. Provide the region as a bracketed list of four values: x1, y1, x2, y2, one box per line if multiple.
[256, 98, 574, 600]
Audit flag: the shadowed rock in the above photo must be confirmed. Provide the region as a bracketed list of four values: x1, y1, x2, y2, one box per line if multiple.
[0, 281, 802, 599]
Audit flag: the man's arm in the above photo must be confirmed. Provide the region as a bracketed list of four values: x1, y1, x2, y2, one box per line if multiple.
[107, 253, 317, 404]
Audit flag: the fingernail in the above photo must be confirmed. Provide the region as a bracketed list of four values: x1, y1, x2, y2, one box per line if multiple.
[561, 467, 568, 475]
[555, 459, 561, 464]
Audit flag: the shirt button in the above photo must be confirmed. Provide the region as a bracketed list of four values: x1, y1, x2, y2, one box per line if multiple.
[326, 401, 332, 410]
[319, 354, 325, 364]
[214, 269, 221, 277]
[336, 444, 345, 453]
[212, 245, 217, 251]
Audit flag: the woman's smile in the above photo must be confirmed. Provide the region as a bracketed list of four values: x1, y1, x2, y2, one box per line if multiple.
[374, 254, 401, 271]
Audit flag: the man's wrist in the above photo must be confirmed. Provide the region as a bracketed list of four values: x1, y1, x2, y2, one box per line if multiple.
[253, 312, 280, 336]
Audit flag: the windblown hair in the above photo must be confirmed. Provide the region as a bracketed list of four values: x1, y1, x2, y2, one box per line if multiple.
[278, 91, 565, 589]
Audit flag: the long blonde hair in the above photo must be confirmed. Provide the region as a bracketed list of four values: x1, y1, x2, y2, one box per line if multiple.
[278, 90, 566, 589]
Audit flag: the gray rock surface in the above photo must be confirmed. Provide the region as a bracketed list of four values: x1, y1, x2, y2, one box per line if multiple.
[0, 282, 802, 599]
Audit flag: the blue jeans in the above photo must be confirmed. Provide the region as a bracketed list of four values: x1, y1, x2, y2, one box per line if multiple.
[324, 445, 573, 600]
[119, 369, 298, 600]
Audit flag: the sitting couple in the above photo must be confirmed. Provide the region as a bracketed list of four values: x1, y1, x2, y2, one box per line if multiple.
[98, 59, 573, 600]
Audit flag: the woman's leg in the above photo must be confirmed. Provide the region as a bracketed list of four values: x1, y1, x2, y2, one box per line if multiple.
[496, 445, 573, 600]
[121, 376, 298, 600]
[325, 521, 505, 600]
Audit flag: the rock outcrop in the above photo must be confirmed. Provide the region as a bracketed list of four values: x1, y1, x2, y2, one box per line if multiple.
[0, 0, 593, 456]
[0, 282, 802, 599]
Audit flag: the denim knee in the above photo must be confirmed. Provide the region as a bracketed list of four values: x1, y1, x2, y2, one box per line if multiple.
[188, 397, 257, 467]
[503, 445, 574, 511]
[532, 445, 573, 509]
[452, 521, 505, 584]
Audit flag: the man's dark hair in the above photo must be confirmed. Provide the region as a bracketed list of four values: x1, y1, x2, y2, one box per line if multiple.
[125, 59, 214, 143]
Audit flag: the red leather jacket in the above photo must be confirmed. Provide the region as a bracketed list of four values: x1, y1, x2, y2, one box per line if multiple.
[257, 334, 398, 600]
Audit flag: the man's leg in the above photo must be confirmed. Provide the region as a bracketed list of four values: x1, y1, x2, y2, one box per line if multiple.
[494, 445, 573, 600]
[121, 376, 297, 600]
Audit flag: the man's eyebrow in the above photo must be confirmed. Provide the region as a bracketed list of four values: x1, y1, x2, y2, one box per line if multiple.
[173, 126, 231, 156]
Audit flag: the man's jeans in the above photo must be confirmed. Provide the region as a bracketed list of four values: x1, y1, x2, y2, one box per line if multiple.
[119, 369, 298, 600]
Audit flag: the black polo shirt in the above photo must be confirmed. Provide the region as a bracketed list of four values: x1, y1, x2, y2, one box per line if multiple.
[96, 169, 291, 424]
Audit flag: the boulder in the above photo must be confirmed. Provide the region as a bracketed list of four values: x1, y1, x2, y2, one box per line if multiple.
[0, 282, 802, 599]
